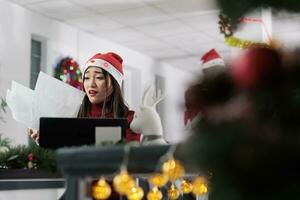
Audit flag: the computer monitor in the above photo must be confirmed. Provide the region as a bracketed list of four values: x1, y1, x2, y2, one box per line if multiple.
[39, 117, 127, 149]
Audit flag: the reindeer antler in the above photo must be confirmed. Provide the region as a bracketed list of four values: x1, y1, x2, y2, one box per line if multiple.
[142, 84, 164, 107]
[153, 89, 164, 107]
[142, 84, 153, 106]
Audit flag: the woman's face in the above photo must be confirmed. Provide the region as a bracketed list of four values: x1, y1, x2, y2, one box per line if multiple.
[83, 67, 113, 104]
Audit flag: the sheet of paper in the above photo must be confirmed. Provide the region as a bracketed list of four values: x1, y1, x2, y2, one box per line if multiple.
[6, 71, 85, 129]
[6, 81, 36, 128]
[35, 72, 84, 105]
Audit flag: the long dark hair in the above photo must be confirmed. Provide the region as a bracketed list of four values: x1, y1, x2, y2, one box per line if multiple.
[77, 70, 128, 118]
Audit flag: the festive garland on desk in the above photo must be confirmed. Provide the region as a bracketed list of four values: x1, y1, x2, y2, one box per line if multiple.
[0, 98, 56, 171]
[0, 135, 56, 172]
[0, 135, 129, 172]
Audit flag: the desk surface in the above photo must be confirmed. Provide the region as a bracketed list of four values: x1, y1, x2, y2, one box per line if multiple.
[56, 145, 172, 176]
[0, 169, 64, 190]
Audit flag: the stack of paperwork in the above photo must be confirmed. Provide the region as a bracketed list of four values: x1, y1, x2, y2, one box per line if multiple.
[6, 72, 85, 129]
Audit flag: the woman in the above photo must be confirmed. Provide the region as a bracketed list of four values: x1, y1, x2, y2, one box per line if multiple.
[29, 52, 140, 143]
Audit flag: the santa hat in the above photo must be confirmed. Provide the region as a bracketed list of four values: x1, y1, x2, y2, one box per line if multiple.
[83, 52, 124, 86]
[200, 49, 225, 70]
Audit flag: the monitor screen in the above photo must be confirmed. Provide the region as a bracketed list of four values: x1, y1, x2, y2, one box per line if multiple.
[39, 117, 127, 149]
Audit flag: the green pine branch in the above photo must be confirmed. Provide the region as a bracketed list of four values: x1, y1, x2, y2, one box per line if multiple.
[0, 135, 56, 172]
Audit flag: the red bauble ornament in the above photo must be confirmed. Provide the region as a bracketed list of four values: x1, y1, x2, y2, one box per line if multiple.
[28, 153, 34, 161]
[230, 47, 281, 89]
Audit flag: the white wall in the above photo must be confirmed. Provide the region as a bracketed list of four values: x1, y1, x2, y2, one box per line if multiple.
[0, 0, 32, 144]
[159, 63, 194, 143]
[0, 0, 193, 145]
[0, 0, 79, 144]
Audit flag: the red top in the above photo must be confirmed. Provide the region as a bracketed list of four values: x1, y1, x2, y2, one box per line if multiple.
[89, 104, 140, 142]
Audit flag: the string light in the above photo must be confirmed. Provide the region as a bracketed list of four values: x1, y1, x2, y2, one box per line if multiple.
[91, 177, 112, 200]
[167, 184, 180, 200]
[192, 177, 208, 196]
[89, 145, 209, 200]
[126, 185, 144, 200]
[112, 144, 136, 196]
[181, 179, 193, 194]
[113, 170, 135, 195]
[148, 173, 168, 188]
[161, 159, 185, 182]
[147, 187, 163, 200]
[76, 69, 81, 75]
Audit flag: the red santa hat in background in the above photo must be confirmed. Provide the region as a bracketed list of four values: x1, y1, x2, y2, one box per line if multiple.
[184, 49, 225, 127]
[82, 52, 124, 87]
[200, 48, 225, 71]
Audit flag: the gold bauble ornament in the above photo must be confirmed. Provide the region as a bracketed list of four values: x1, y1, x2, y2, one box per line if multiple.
[91, 177, 112, 200]
[113, 170, 135, 195]
[192, 177, 208, 196]
[161, 159, 185, 181]
[148, 173, 168, 187]
[181, 180, 193, 194]
[127, 185, 144, 200]
[167, 184, 180, 200]
[147, 187, 163, 200]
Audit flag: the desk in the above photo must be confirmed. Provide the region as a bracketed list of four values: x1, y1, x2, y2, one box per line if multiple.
[0, 169, 65, 200]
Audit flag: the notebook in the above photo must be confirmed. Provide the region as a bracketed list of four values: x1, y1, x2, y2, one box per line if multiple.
[39, 117, 127, 149]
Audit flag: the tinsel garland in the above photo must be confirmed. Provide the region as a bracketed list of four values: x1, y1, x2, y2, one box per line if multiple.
[225, 36, 270, 49]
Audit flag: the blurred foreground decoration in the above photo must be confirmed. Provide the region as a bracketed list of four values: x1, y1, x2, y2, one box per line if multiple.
[216, 0, 300, 26]
[176, 46, 300, 200]
[218, 14, 271, 49]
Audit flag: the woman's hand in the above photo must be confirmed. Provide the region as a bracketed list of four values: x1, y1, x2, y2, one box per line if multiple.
[27, 128, 40, 145]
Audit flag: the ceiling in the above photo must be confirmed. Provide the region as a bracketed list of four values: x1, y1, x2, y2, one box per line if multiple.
[7, 0, 300, 71]
[6, 0, 252, 72]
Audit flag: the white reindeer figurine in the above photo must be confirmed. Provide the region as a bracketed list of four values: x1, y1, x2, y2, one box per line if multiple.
[130, 85, 167, 145]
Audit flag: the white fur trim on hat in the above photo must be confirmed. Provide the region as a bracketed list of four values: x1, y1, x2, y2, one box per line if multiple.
[201, 58, 225, 69]
[84, 59, 123, 86]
